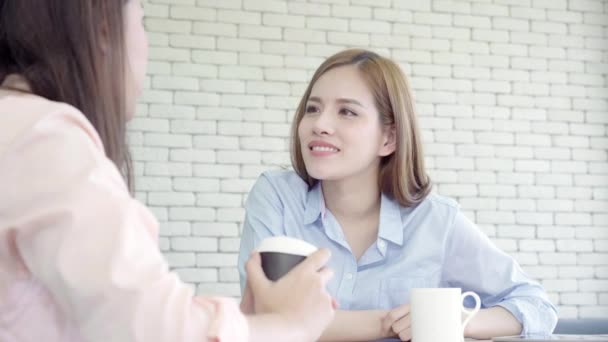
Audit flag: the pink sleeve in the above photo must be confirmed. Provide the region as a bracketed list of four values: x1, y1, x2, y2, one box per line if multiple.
[0, 110, 249, 342]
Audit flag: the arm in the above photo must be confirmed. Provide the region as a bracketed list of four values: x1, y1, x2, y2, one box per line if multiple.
[464, 306, 523, 340]
[245, 250, 336, 342]
[319, 310, 391, 342]
[247, 314, 306, 342]
[442, 210, 558, 338]
[2, 112, 243, 341]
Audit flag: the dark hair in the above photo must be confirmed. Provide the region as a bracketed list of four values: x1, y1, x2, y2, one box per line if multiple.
[0, 0, 133, 190]
[290, 49, 431, 207]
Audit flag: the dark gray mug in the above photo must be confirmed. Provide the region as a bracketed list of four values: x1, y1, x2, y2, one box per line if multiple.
[257, 236, 317, 281]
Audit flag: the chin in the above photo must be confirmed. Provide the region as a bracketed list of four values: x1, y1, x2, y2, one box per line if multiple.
[125, 105, 136, 121]
[304, 166, 340, 181]
[304, 166, 325, 180]
[124, 89, 140, 121]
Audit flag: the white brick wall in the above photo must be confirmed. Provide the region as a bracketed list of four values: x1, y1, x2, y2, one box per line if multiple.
[137, 0, 608, 318]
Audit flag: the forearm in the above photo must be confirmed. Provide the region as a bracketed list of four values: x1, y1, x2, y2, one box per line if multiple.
[247, 314, 306, 342]
[464, 306, 522, 340]
[318, 309, 390, 341]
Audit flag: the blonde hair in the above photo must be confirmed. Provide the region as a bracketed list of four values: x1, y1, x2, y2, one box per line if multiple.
[290, 49, 431, 207]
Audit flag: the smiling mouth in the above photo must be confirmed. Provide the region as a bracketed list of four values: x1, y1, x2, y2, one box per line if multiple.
[310, 146, 339, 153]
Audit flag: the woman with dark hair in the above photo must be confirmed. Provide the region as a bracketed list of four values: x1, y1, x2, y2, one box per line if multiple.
[0, 1, 335, 341]
[238, 49, 558, 341]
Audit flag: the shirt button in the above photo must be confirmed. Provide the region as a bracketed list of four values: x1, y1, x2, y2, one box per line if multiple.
[345, 272, 353, 280]
[378, 240, 386, 248]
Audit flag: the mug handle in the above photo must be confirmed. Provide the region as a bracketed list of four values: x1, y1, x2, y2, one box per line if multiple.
[461, 291, 481, 334]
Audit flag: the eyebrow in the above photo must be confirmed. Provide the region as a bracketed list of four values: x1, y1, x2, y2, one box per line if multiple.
[308, 96, 365, 108]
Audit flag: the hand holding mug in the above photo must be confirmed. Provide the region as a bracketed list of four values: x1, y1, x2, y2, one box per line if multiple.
[382, 303, 412, 341]
[243, 237, 337, 341]
[410, 288, 481, 342]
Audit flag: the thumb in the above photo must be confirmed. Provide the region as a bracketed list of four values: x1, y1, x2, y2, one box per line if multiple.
[240, 281, 255, 314]
[293, 248, 331, 273]
[245, 252, 270, 294]
[381, 309, 396, 332]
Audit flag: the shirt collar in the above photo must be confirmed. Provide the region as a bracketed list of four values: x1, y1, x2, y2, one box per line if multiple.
[303, 181, 325, 225]
[377, 193, 404, 246]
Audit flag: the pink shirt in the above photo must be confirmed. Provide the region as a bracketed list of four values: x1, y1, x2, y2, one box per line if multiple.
[0, 76, 249, 342]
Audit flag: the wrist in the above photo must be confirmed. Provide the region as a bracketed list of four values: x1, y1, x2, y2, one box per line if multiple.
[247, 313, 308, 342]
[463, 321, 473, 337]
[463, 309, 480, 338]
[374, 309, 394, 338]
[275, 313, 307, 341]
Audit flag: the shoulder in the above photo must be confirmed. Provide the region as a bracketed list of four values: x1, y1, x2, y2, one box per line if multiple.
[247, 170, 309, 207]
[255, 170, 309, 196]
[0, 91, 126, 221]
[0, 90, 118, 188]
[404, 192, 461, 225]
[424, 193, 459, 210]
[0, 90, 103, 157]
[414, 192, 459, 211]
[395, 193, 469, 246]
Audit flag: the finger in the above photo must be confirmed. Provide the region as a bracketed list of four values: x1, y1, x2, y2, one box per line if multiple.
[391, 316, 411, 335]
[382, 311, 397, 333]
[382, 308, 401, 337]
[385, 304, 409, 325]
[251, 251, 262, 264]
[397, 326, 412, 341]
[245, 252, 269, 293]
[241, 281, 251, 300]
[318, 266, 334, 284]
[331, 297, 339, 310]
[294, 248, 331, 273]
[239, 282, 254, 314]
[391, 304, 410, 319]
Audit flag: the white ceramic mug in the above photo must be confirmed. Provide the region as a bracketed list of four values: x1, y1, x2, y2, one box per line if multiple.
[410, 288, 481, 342]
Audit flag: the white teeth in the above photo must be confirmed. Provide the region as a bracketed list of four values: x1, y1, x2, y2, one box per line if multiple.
[311, 146, 338, 152]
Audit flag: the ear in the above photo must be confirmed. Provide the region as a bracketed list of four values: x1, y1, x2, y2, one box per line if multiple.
[98, 20, 110, 54]
[379, 125, 396, 157]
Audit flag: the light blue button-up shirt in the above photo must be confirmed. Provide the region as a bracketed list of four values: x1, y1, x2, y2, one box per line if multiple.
[238, 170, 558, 335]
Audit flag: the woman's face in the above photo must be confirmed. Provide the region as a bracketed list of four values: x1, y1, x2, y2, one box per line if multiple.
[298, 65, 395, 183]
[123, 0, 148, 119]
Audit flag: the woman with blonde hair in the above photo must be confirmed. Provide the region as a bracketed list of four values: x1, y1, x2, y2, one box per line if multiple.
[0, 1, 336, 341]
[238, 49, 557, 341]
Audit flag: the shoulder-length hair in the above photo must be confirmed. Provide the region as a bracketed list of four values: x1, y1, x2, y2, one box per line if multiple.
[0, 0, 133, 190]
[290, 49, 431, 207]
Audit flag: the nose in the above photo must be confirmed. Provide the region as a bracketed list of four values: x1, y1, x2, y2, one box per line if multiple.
[312, 109, 335, 136]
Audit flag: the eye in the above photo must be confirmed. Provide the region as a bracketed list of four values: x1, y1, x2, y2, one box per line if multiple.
[340, 108, 358, 117]
[305, 104, 320, 114]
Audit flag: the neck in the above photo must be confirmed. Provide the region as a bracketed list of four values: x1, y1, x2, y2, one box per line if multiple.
[0, 74, 31, 92]
[321, 168, 381, 221]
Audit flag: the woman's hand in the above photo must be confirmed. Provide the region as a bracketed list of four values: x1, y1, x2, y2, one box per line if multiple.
[382, 303, 412, 341]
[243, 249, 337, 341]
[239, 279, 255, 315]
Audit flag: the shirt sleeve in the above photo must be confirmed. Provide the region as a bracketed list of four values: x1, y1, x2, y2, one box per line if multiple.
[441, 209, 558, 336]
[237, 174, 284, 293]
[0, 110, 248, 342]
